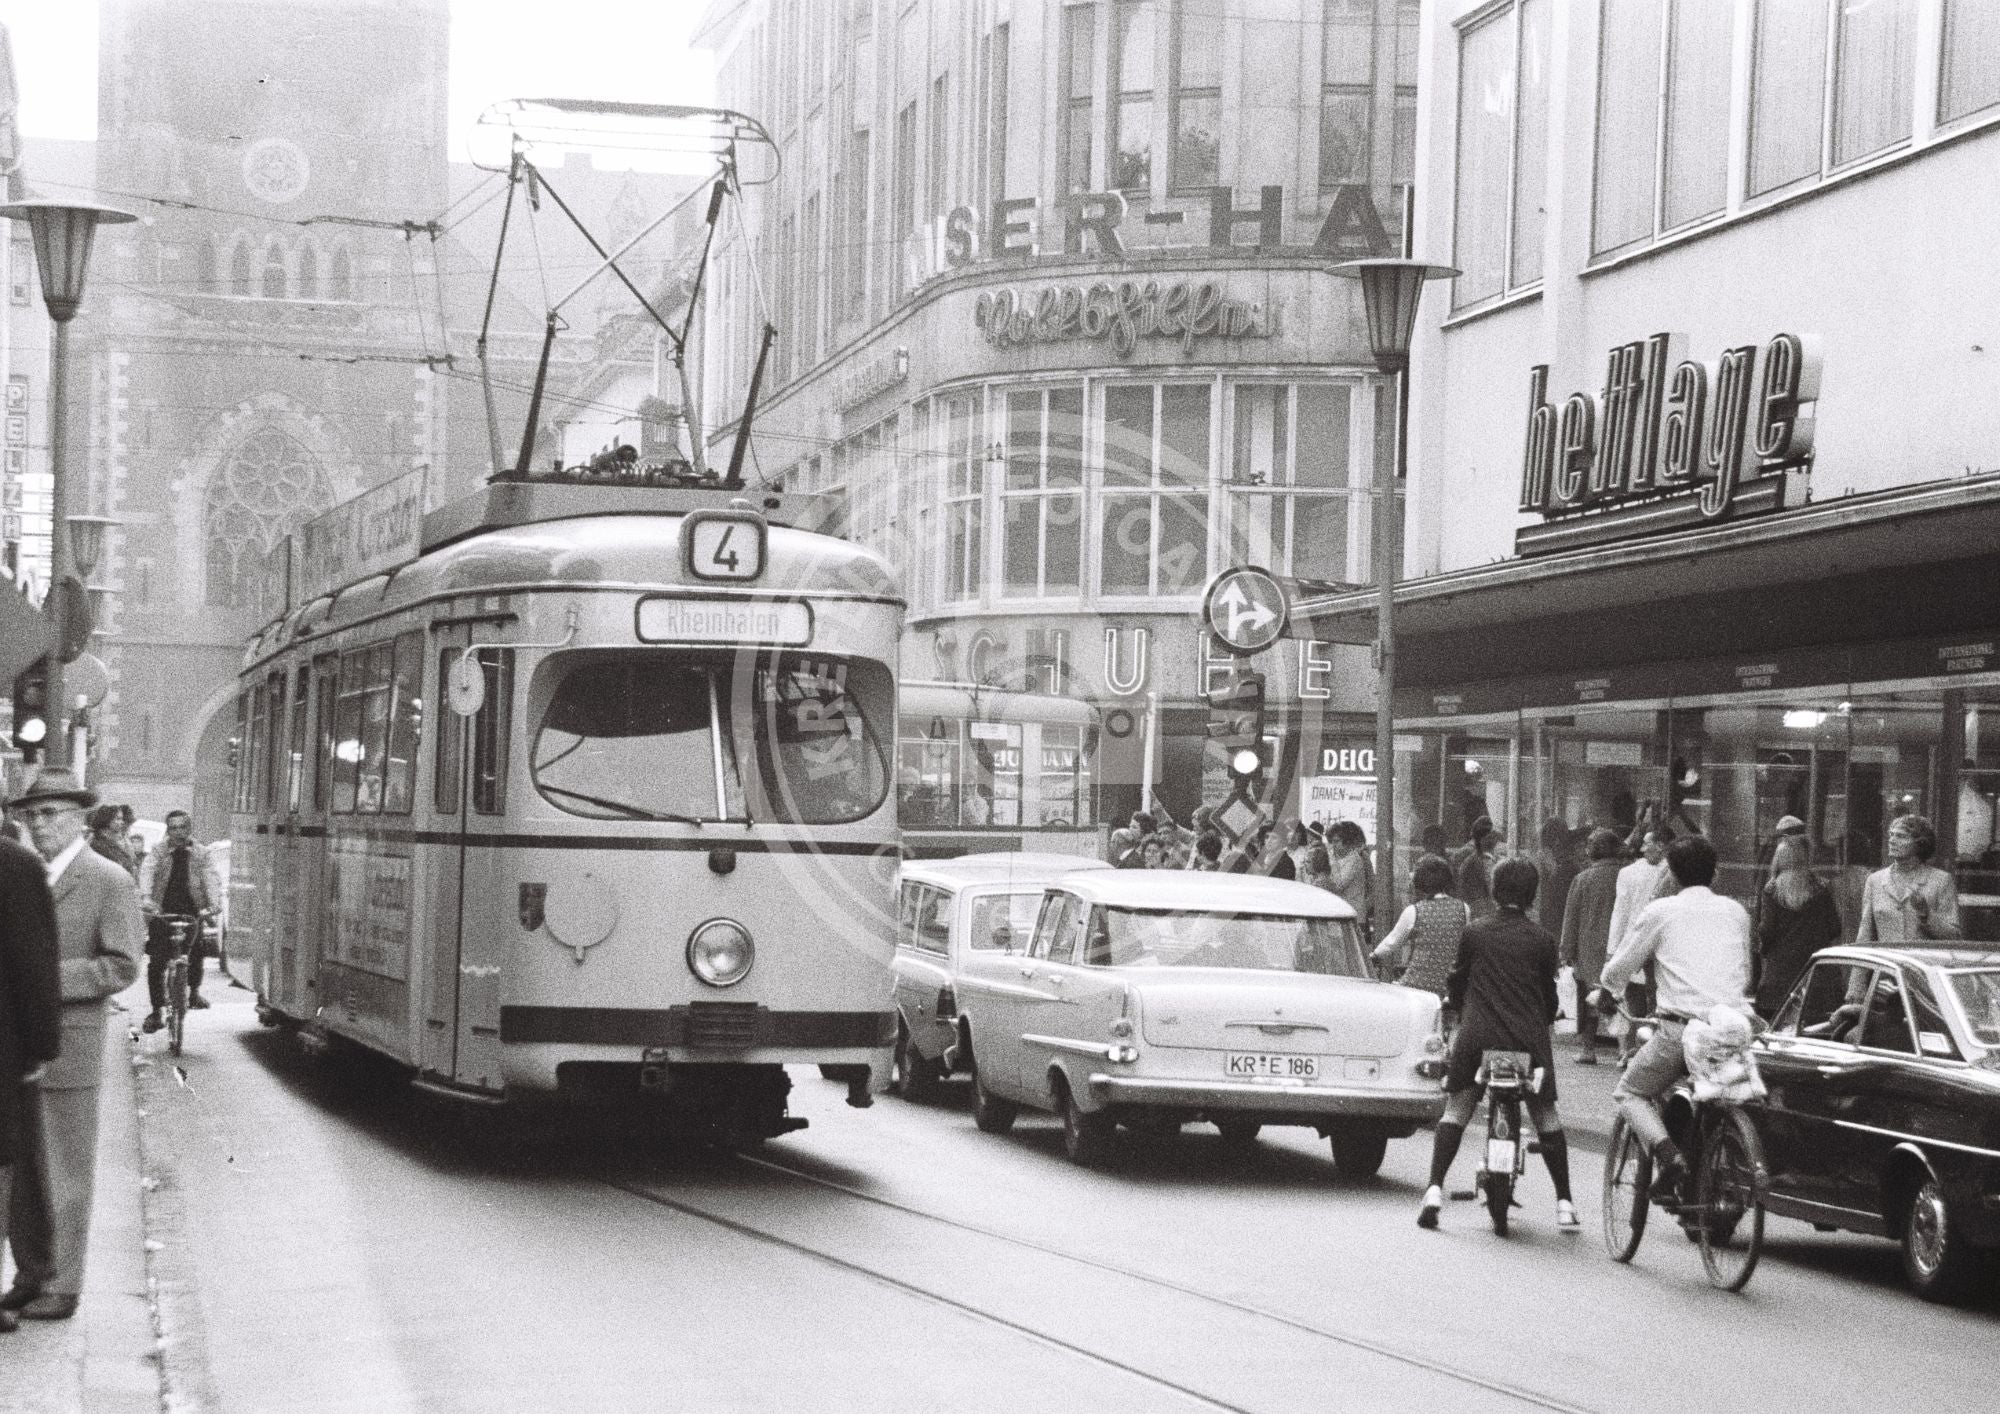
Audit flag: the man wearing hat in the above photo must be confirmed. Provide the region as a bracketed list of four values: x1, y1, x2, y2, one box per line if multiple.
[0, 826, 62, 1335]
[1, 768, 143, 1322]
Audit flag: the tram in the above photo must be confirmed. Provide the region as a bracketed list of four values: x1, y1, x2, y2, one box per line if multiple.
[226, 475, 904, 1138]
[896, 681, 1102, 859]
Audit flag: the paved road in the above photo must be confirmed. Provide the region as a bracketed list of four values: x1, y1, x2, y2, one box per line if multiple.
[114, 992, 1996, 1412]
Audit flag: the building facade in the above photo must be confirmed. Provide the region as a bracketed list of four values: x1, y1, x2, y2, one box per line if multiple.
[699, 0, 1421, 842]
[1297, 0, 2000, 930]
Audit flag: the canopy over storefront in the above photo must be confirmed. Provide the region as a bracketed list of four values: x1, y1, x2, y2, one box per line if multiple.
[1292, 472, 2000, 706]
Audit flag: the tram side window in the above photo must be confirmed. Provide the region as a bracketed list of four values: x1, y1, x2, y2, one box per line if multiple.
[330, 642, 395, 813]
[249, 681, 269, 814]
[285, 666, 309, 812]
[231, 691, 250, 812]
[380, 630, 423, 815]
[435, 648, 461, 814]
[471, 649, 513, 815]
[263, 673, 287, 812]
[311, 655, 337, 811]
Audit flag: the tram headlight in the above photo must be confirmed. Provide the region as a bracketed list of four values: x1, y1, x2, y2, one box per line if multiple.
[687, 919, 754, 987]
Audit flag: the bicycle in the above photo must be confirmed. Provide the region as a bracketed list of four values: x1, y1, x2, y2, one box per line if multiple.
[1601, 1011, 1768, 1291]
[1469, 1049, 1538, 1236]
[156, 913, 201, 1057]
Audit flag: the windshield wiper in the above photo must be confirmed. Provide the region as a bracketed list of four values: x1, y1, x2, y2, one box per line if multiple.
[537, 783, 704, 825]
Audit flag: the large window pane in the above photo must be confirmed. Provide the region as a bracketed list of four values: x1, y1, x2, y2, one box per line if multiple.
[1159, 384, 1211, 486]
[1004, 498, 1039, 593]
[1592, 1, 1663, 256]
[1319, 91, 1373, 187]
[1663, 0, 1734, 228]
[1113, 1, 1155, 190]
[1324, 0, 1375, 85]
[1104, 385, 1154, 486]
[1750, 0, 1830, 196]
[1832, 0, 1914, 165]
[1453, 13, 1513, 304]
[1100, 494, 1152, 593]
[1510, 0, 1550, 286]
[1231, 386, 1287, 485]
[1292, 497, 1352, 581]
[1174, 93, 1220, 188]
[1156, 491, 1208, 593]
[1046, 493, 1082, 591]
[1048, 387, 1084, 489]
[1295, 383, 1353, 489]
[1065, 4, 1096, 193]
[1941, 0, 2000, 122]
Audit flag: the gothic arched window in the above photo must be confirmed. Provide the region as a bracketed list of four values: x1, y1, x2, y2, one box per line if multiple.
[297, 241, 320, 301]
[197, 239, 218, 293]
[204, 428, 334, 607]
[329, 244, 354, 302]
[229, 238, 253, 296]
[260, 240, 289, 300]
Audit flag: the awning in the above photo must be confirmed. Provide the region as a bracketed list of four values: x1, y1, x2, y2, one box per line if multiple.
[1290, 472, 2000, 692]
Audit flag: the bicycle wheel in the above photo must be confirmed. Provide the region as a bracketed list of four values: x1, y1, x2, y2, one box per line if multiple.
[1695, 1108, 1766, 1292]
[167, 959, 188, 1057]
[1602, 1116, 1651, 1263]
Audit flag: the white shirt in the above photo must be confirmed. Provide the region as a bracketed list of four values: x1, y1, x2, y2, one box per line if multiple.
[45, 834, 87, 887]
[1606, 857, 1666, 957]
[1601, 885, 1753, 1020]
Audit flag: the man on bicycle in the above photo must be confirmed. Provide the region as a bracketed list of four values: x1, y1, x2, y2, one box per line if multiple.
[137, 811, 222, 1033]
[1596, 835, 1754, 1190]
[1417, 858, 1578, 1232]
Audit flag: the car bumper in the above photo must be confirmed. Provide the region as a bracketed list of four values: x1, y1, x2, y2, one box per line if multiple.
[1085, 1073, 1445, 1121]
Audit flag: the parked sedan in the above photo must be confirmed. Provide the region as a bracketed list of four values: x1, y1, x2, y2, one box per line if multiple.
[1749, 944, 2000, 1302]
[954, 871, 1447, 1173]
[891, 853, 1112, 1100]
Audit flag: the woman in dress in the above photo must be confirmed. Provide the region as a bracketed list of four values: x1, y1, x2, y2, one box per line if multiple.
[1855, 814, 1961, 944]
[1559, 828, 1623, 1064]
[1370, 855, 1466, 1000]
[1755, 833, 1843, 1018]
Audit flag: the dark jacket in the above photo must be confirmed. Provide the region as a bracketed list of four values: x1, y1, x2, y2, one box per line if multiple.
[1755, 882, 1843, 1014]
[1560, 859, 1622, 984]
[1445, 906, 1561, 1097]
[0, 836, 64, 1166]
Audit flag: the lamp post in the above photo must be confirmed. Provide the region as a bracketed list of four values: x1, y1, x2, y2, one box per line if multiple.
[0, 197, 138, 766]
[1333, 257, 1456, 944]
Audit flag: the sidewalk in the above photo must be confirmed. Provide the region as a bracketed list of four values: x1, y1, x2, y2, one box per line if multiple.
[4, 983, 162, 1414]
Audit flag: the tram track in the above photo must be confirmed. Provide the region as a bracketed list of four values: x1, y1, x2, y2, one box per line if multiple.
[603, 1152, 1601, 1414]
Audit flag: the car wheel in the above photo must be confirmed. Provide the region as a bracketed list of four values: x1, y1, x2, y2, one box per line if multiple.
[1215, 1118, 1261, 1151]
[891, 1023, 941, 1103]
[1330, 1129, 1389, 1179]
[1902, 1175, 1983, 1303]
[971, 1065, 1018, 1134]
[1060, 1087, 1117, 1168]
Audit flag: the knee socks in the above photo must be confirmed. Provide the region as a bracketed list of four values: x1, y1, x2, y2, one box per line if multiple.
[1427, 1121, 1465, 1189]
[1540, 1131, 1572, 1202]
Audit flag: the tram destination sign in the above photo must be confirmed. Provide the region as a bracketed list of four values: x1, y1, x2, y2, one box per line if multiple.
[635, 596, 813, 647]
[1516, 331, 1819, 557]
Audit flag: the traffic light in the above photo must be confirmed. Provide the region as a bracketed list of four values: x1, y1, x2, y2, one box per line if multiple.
[1207, 670, 1267, 787]
[11, 655, 50, 763]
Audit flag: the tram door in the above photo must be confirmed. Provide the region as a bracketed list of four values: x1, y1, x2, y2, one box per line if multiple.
[273, 663, 314, 1008]
[422, 631, 511, 1093]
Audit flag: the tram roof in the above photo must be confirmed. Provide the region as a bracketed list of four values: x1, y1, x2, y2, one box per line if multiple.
[251, 480, 899, 655]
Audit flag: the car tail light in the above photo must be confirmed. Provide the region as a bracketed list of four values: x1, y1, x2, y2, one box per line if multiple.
[935, 985, 958, 1019]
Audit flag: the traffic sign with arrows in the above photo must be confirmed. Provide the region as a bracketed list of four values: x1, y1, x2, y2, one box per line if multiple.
[1202, 566, 1289, 655]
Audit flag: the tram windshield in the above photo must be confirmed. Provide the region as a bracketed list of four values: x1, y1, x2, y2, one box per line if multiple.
[532, 651, 892, 825]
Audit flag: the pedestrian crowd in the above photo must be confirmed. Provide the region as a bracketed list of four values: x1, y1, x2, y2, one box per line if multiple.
[0, 769, 222, 1335]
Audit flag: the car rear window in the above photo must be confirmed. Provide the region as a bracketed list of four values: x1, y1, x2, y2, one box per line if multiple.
[1086, 908, 1366, 975]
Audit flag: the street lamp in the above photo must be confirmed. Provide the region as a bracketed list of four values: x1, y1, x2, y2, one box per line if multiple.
[1, 196, 138, 766]
[1333, 257, 1456, 943]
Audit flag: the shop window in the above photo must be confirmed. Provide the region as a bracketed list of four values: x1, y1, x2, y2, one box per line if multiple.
[1451, 0, 1548, 306]
[899, 718, 963, 827]
[1111, 1, 1156, 192]
[1000, 386, 1084, 598]
[1940, 0, 2000, 123]
[1099, 382, 1210, 599]
[941, 394, 985, 603]
[969, 720, 1023, 827]
[1063, 4, 1097, 193]
[1171, 0, 1221, 191]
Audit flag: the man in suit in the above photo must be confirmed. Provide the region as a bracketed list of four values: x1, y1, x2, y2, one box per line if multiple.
[2, 768, 143, 1322]
[0, 831, 63, 1335]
